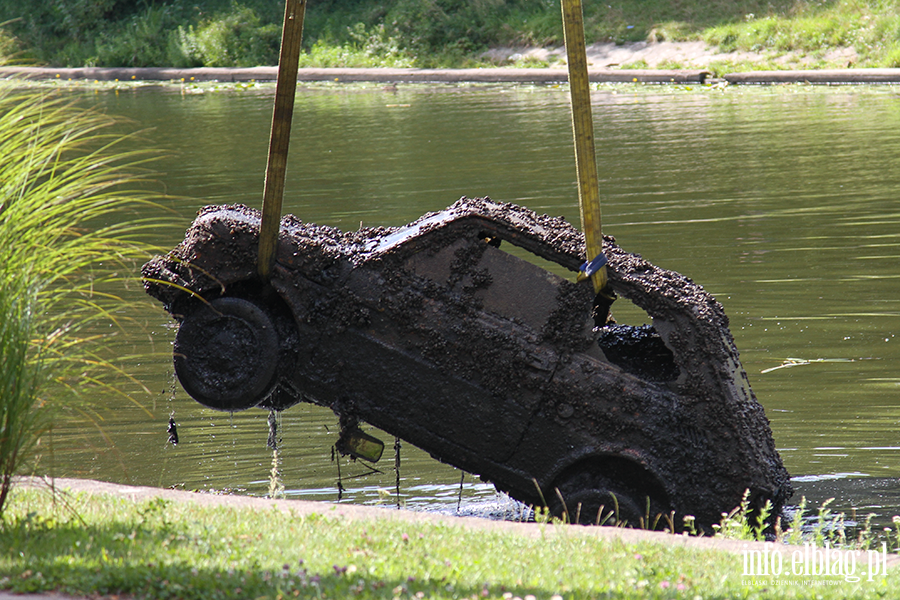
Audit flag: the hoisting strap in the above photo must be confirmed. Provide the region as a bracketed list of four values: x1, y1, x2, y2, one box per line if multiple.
[577, 252, 612, 301]
[561, 0, 612, 298]
[578, 252, 608, 279]
[258, 0, 307, 281]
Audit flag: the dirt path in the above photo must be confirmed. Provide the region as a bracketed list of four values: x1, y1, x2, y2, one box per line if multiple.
[483, 40, 859, 69]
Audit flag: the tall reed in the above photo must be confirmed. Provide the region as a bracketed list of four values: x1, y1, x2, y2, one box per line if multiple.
[0, 83, 161, 518]
[0, 275, 45, 515]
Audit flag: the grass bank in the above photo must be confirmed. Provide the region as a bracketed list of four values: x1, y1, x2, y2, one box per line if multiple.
[1, 1, 900, 70]
[1, 484, 898, 600]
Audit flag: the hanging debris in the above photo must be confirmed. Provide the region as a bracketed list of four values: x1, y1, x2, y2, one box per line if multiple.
[394, 437, 401, 510]
[267, 409, 279, 451]
[142, 197, 791, 530]
[331, 445, 344, 501]
[335, 424, 385, 463]
[166, 415, 179, 446]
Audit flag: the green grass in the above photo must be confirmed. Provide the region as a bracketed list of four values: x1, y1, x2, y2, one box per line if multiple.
[3, 1, 900, 69]
[702, 1, 900, 68]
[1, 486, 898, 600]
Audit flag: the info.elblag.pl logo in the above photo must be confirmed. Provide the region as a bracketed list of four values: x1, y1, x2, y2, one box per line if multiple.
[742, 542, 890, 585]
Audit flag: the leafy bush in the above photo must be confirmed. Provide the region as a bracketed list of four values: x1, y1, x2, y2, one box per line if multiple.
[173, 4, 281, 67]
[386, 0, 501, 54]
[299, 23, 414, 68]
[0, 23, 20, 62]
[94, 4, 183, 67]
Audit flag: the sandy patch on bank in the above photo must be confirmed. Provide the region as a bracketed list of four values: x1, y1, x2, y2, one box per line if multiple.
[483, 40, 858, 68]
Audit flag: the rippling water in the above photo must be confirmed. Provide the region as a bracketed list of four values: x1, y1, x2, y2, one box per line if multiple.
[42, 81, 900, 522]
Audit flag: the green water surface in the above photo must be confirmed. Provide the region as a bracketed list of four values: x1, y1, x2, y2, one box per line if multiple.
[44, 81, 900, 520]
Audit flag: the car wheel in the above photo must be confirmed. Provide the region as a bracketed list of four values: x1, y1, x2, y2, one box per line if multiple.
[174, 296, 281, 411]
[549, 456, 671, 528]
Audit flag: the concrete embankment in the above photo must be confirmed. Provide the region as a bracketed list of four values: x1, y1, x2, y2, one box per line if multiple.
[723, 68, 900, 84]
[4, 65, 900, 85]
[1, 65, 708, 84]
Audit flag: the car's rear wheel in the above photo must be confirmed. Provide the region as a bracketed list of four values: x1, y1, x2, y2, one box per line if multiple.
[549, 456, 671, 528]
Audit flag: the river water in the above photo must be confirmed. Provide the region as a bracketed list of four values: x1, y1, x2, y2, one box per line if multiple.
[41, 80, 900, 524]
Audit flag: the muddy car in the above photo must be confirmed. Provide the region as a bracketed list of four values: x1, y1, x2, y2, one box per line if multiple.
[143, 196, 791, 529]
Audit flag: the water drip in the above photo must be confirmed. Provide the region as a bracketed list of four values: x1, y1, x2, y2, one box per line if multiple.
[267, 409, 280, 450]
[394, 437, 401, 509]
[268, 448, 284, 499]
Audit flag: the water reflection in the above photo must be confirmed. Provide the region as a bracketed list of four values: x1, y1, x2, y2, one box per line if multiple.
[42, 82, 900, 522]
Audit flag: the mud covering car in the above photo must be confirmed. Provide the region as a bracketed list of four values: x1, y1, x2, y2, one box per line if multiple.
[142, 196, 791, 529]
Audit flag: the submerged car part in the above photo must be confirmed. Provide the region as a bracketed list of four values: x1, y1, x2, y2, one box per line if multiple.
[143, 196, 791, 529]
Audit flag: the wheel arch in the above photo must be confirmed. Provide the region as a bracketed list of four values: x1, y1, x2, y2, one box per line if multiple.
[542, 451, 673, 527]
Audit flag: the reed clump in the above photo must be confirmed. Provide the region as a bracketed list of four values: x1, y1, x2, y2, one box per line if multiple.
[0, 83, 160, 518]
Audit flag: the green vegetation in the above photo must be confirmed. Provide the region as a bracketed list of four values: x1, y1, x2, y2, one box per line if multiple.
[703, 2, 900, 68]
[1, 1, 900, 69]
[1, 486, 898, 600]
[0, 84, 160, 517]
[0, 279, 45, 518]
[711, 490, 896, 552]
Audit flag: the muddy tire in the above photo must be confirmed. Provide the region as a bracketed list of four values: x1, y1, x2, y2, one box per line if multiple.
[549, 456, 671, 528]
[174, 296, 280, 411]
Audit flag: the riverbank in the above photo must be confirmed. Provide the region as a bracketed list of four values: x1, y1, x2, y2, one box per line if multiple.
[4, 63, 900, 85]
[1, 478, 898, 600]
[2, 477, 795, 554]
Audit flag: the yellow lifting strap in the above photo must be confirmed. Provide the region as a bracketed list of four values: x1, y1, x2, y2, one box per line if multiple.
[561, 0, 609, 295]
[258, 0, 307, 281]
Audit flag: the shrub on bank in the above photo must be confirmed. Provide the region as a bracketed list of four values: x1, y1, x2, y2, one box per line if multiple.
[5, 0, 900, 69]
